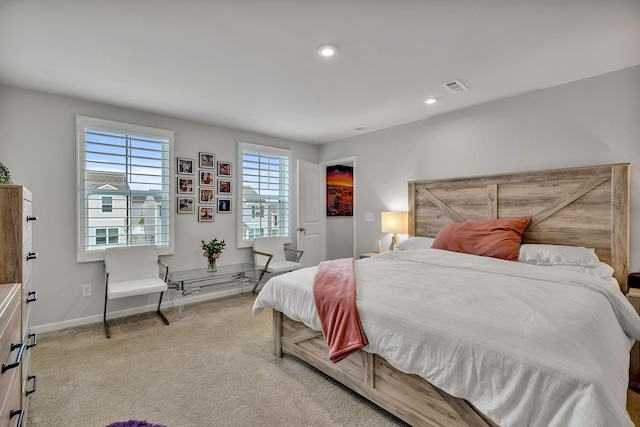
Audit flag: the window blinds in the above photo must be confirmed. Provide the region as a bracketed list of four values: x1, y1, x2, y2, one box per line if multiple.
[239, 143, 290, 244]
[77, 116, 173, 261]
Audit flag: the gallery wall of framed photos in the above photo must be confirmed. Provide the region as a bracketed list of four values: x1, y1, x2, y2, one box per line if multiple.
[176, 152, 233, 222]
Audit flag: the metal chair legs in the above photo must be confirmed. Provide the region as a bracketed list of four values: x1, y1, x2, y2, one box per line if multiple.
[157, 292, 170, 325]
[104, 292, 170, 338]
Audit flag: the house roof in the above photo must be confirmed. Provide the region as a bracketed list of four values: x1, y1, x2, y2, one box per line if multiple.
[85, 171, 129, 191]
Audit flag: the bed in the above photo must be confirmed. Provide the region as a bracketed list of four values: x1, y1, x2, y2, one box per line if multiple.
[252, 163, 638, 426]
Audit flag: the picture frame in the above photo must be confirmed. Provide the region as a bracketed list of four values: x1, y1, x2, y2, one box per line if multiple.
[217, 198, 232, 214]
[217, 161, 232, 177]
[199, 188, 215, 203]
[199, 152, 215, 169]
[199, 170, 215, 186]
[198, 206, 214, 222]
[217, 179, 232, 194]
[177, 197, 194, 214]
[177, 157, 194, 175]
[326, 165, 354, 216]
[177, 177, 194, 194]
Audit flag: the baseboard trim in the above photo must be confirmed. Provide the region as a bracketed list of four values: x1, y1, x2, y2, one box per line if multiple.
[31, 284, 253, 334]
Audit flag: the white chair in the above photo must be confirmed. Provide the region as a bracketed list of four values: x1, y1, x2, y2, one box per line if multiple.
[103, 245, 170, 338]
[252, 237, 304, 293]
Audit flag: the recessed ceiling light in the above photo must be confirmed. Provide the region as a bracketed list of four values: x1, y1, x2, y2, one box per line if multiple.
[425, 97, 438, 105]
[318, 44, 337, 57]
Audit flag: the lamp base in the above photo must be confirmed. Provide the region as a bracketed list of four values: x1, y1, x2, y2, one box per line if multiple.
[389, 234, 400, 250]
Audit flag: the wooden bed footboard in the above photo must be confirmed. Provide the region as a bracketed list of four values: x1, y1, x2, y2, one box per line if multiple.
[273, 310, 498, 427]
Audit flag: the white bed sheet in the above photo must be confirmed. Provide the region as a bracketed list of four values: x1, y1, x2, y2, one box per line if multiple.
[253, 248, 640, 427]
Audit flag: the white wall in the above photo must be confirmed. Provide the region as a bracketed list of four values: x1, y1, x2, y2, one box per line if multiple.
[320, 65, 640, 266]
[0, 85, 318, 331]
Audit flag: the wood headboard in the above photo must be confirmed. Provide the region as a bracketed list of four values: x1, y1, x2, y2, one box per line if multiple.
[408, 163, 630, 292]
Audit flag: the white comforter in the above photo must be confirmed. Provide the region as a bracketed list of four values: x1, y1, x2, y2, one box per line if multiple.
[252, 249, 640, 427]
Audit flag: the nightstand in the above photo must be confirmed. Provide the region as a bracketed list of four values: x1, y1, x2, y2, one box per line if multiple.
[627, 287, 640, 392]
[359, 252, 380, 259]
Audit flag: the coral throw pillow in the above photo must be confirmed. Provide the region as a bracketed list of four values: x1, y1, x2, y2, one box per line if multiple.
[431, 217, 531, 261]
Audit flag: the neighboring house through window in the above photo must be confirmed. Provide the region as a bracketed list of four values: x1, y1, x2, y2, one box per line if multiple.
[76, 116, 174, 262]
[238, 142, 291, 247]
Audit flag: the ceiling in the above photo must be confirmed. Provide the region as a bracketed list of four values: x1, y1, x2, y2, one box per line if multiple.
[1, 1, 639, 144]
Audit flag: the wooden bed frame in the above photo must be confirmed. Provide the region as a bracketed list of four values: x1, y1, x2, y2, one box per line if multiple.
[273, 163, 630, 426]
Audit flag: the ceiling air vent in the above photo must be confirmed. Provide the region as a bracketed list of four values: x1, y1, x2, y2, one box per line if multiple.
[442, 79, 468, 94]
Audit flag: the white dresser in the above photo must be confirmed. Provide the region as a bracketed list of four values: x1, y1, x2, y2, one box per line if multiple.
[0, 185, 38, 426]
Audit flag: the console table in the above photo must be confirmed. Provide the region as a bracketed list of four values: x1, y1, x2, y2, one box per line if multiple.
[167, 263, 261, 316]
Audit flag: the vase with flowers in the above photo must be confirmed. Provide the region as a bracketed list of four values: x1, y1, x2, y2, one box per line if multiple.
[201, 238, 225, 272]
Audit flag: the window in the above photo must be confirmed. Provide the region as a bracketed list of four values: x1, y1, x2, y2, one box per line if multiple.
[96, 228, 119, 245]
[238, 142, 291, 247]
[101, 196, 113, 213]
[76, 116, 174, 262]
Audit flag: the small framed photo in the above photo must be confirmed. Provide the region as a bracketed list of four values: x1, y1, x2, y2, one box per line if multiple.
[177, 157, 194, 175]
[199, 152, 215, 169]
[217, 198, 232, 214]
[217, 161, 232, 177]
[177, 177, 194, 194]
[198, 206, 214, 222]
[200, 170, 214, 186]
[177, 197, 194, 214]
[199, 188, 215, 203]
[217, 179, 232, 194]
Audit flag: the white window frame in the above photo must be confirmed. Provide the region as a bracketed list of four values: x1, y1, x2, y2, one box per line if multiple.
[237, 142, 292, 248]
[101, 196, 113, 213]
[76, 116, 174, 262]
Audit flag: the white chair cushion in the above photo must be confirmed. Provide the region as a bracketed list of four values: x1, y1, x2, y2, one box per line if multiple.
[253, 237, 287, 266]
[108, 277, 167, 299]
[266, 261, 304, 274]
[105, 246, 160, 283]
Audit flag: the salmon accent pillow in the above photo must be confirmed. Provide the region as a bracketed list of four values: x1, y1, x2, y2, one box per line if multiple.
[431, 217, 531, 261]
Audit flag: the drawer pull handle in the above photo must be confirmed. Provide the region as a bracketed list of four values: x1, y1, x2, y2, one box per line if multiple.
[27, 333, 37, 349]
[2, 342, 26, 373]
[26, 216, 38, 222]
[26, 291, 37, 304]
[26, 375, 37, 396]
[10, 409, 24, 426]
[26, 252, 38, 261]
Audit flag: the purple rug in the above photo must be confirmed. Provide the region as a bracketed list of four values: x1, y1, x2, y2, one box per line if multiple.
[105, 421, 166, 427]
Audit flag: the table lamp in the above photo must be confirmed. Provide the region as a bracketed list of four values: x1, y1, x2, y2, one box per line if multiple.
[381, 211, 408, 250]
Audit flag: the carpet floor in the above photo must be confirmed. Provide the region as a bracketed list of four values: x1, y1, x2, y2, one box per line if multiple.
[27, 293, 640, 426]
[27, 293, 406, 427]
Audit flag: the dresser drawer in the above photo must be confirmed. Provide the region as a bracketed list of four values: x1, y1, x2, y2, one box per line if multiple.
[22, 196, 32, 244]
[0, 372, 21, 427]
[0, 286, 22, 422]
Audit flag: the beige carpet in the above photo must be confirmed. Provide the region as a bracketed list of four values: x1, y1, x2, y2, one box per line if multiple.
[27, 294, 407, 427]
[27, 293, 640, 427]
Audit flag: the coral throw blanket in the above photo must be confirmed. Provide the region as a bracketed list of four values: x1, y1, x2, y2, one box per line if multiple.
[313, 257, 368, 363]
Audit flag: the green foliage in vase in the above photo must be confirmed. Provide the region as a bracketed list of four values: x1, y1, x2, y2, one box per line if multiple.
[201, 238, 225, 261]
[0, 162, 11, 184]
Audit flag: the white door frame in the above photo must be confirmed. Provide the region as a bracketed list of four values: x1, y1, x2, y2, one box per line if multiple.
[320, 156, 357, 259]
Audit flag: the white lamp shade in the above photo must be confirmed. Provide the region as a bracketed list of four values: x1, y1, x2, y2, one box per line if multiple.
[381, 211, 409, 234]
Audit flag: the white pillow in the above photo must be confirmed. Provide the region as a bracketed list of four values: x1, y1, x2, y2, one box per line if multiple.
[518, 244, 601, 267]
[549, 263, 615, 281]
[395, 237, 435, 251]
